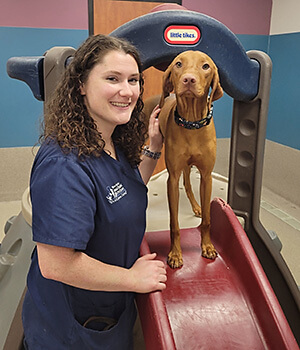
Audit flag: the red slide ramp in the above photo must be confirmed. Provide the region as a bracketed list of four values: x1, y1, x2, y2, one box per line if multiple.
[136, 198, 298, 349]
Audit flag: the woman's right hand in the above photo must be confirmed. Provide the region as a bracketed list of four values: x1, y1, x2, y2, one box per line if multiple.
[129, 253, 167, 293]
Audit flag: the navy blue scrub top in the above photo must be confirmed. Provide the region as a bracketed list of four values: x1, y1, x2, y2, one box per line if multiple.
[22, 140, 148, 349]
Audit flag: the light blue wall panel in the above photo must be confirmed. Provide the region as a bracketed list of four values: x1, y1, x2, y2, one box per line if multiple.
[267, 32, 300, 150]
[0, 27, 88, 147]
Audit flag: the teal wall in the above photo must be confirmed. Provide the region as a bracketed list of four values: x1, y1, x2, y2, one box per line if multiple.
[0, 27, 88, 147]
[267, 32, 300, 149]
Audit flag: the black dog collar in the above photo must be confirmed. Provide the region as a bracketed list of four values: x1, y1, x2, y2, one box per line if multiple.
[174, 104, 213, 130]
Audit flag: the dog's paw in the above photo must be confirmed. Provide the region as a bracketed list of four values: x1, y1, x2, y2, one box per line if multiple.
[193, 207, 202, 217]
[201, 244, 218, 260]
[167, 253, 183, 269]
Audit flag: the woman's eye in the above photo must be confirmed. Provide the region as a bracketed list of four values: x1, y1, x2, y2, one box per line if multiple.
[175, 61, 182, 68]
[107, 76, 117, 82]
[202, 63, 210, 70]
[129, 78, 139, 84]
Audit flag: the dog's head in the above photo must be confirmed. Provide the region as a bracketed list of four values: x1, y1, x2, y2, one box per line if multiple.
[159, 51, 223, 109]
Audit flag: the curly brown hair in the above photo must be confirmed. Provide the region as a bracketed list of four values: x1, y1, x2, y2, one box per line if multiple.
[42, 34, 147, 166]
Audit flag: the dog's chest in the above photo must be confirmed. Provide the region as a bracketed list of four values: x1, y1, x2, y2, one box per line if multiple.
[164, 116, 216, 161]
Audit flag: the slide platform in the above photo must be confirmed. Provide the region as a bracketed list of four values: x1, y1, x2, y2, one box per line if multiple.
[136, 198, 298, 349]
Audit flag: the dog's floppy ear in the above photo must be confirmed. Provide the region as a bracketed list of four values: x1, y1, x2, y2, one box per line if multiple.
[159, 63, 174, 108]
[209, 68, 223, 109]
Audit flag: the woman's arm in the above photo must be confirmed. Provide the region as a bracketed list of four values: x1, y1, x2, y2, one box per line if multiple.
[37, 242, 167, 293]
[139, 105, 163, 184]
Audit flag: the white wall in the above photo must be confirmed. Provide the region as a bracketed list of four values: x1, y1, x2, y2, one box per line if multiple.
[270, 0, 300, 34]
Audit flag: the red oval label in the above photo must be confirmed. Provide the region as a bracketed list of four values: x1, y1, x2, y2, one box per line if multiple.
[164, 25, 201, 45]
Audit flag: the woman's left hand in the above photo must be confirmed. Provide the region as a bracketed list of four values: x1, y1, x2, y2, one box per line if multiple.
[139, 105, 164, 184]
[148, 105, 163, 152]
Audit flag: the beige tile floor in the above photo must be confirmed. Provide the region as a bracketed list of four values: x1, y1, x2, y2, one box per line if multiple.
[1, 168, 299, 286]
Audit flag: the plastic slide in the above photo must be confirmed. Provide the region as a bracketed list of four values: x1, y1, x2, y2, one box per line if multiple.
[136, 198, 298, 349]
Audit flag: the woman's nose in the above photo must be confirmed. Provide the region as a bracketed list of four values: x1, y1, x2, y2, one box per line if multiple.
[119, 81, 134, 97]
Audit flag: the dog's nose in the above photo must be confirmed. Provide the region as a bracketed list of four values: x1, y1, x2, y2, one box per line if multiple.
[182, 74, 197, 85]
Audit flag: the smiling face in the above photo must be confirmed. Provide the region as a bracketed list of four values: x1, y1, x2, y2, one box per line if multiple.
[80, 50, 140, 138]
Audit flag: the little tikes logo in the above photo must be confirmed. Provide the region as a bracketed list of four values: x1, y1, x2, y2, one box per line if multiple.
[164, 25, 201, 45]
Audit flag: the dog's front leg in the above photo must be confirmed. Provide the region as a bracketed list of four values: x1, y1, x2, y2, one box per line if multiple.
[183, 165, 202, 217]
[167, 171, 183, 268]
[200, 172, 217, 259]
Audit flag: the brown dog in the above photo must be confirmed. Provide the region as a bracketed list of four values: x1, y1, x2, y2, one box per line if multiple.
[144, 51, 223, 268]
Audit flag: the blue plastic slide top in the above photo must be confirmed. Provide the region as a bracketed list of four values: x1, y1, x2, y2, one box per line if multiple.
[110, 10, 260, 101]
[6, 56, 44, 101]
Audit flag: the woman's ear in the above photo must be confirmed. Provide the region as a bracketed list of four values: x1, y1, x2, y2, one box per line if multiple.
[79, 83, 86, 96]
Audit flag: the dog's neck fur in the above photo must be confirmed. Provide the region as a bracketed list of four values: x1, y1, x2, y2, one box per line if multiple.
[176, 94, 209, 121]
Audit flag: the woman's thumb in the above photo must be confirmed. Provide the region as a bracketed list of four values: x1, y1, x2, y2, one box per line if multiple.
[142, 252, 157, 260]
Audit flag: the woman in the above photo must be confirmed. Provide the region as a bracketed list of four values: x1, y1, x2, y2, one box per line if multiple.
[22, 34, 166, 349]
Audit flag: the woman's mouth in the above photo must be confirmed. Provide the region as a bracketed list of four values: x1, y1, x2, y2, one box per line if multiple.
[110, 102, 130, 108]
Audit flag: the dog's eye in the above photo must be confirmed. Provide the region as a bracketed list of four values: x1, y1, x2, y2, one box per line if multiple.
[175, 61, 182, 68]
[202, 63, 210, 70]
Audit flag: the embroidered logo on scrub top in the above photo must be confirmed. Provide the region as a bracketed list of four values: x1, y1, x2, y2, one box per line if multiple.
[106, 182, 127, 204]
